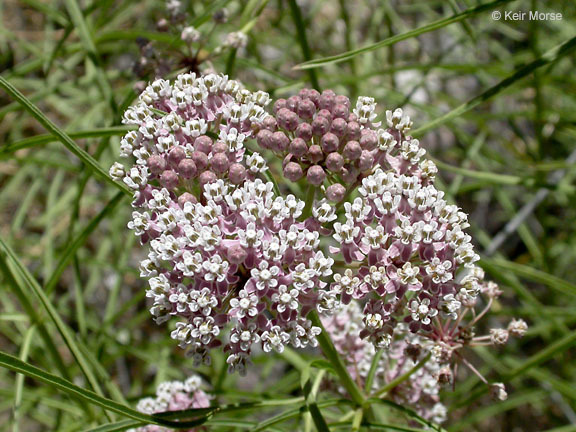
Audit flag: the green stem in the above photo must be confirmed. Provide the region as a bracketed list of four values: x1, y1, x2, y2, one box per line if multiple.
[309, 311, 365, 406]
[372, 354, 431, 398]
[364, 349, 383, 392]
[301, 185, 316, 220]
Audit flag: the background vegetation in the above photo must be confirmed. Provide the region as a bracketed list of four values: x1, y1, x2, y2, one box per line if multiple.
[0, 0, 575, 431]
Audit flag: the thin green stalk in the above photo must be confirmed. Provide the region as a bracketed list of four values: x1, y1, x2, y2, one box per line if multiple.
[364, 349, 383, 392]
[309, 311, 365, 406]
[0, 76, 130, 195]
[287, 0, 320, 89]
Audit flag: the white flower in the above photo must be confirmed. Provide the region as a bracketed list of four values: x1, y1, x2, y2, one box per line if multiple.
[261, 326, 290, 353]
[425, 258, 453, 284]
[246, 152, 268, 173]
[224, 31, 248, 49]
[409, 297, 438, 325]
[386, 108, 412, 132]
[181, 26, 200, 43]
[251, 261, 280, 291]
[109, 162, 125, 180]
[272, 285, 300, 313]
[230, 290, 259, 318]
[201, 254, 229, 282]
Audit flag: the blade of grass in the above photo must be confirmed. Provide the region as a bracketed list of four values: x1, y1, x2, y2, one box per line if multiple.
[481, 257, 576, 297]
[287, 0, 320, 89]
[0, 126, 133, 156]
[0, 236, 108, 411]
[412, 35, 576, 136]
[12, 325, 37, 432]
[0, 76, 130, 195]
[295, 0, 514, 70]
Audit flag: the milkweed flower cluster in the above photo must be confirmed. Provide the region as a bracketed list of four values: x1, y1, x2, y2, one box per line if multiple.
[322, 303, 447, 424]
[130, 375, 211, 432]
[113, 76, 524, 391]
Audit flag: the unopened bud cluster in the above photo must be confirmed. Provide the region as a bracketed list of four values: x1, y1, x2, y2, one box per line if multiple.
[254, 89, 420, 202]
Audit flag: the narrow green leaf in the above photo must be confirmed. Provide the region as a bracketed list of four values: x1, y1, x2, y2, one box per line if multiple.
[0, 76, 130, 195]
[309, 311, 365, 406]
[85, 420, 142, 432]
[412, 35, 576, 136]
[481, 258, 576, 297]
[287, 0, 320, 89]
[295, 0, 514, 69]
[44, 191, 124, 295]
[0, 126, 133, 155]
[0, 237, 105, 399]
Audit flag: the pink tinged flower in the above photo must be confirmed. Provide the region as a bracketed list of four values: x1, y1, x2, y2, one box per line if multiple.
[409, 297, 438, 326]
[250, 261, 280, 291]
[201, 254, 229, 282]
[272, 285, 300, 313]
[397, 262, 421, 290]
[261, 326, 291, 353]
[229, 289, 259, 318]
[425, 258, 453, 284]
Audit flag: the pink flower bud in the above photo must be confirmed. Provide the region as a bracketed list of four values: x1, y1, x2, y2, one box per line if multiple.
[177, 159, 197, 179]
[330, 118, 347, 137]
[262, 116, 278, 131]
[227, 244, 247, 264]
[273, 98, 287, 114]
[212, 141, 228, 153]
[286, 95, 301, 111]
[346, 121, 361, 140]
[210, 152, 230, 174]
[147, 155, 166, 174]
[229, 163, 246, 184]
[332, 104, 349, 120]
[307, 89, 321, 107]
[326, 183, 346, 202]
[358, 150, 375, 171]
[194, 135, 213, 154]
[297, 99, 316, 119]
[321, 133, 339, 153]
[290, 138, 308, 157]
[311, 116, 330, 136]
[191, 151, 208, 171]
[316, 109, 333, 122]
[307, 145, 324, 164]
[325, 152, 344, 172]
[271, 131, 290, 152]
[160, 170, 179, 189]
[277, 108, 299, 131]
[343, 140, 362, 160]
[178, 192, 197, 207]
[335, 94, 350, 108]
[360, 129, 377, 150]
[257, 129, 274, 149]
[341, 165, 358, 184]
[296, 123, 313, 141]
[283, 162, 304, 181]
[168, 147, 186, 166]
[319, 90, 336, 111]
[307, 165, 326, 186]
[198, 170, 217, 185]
